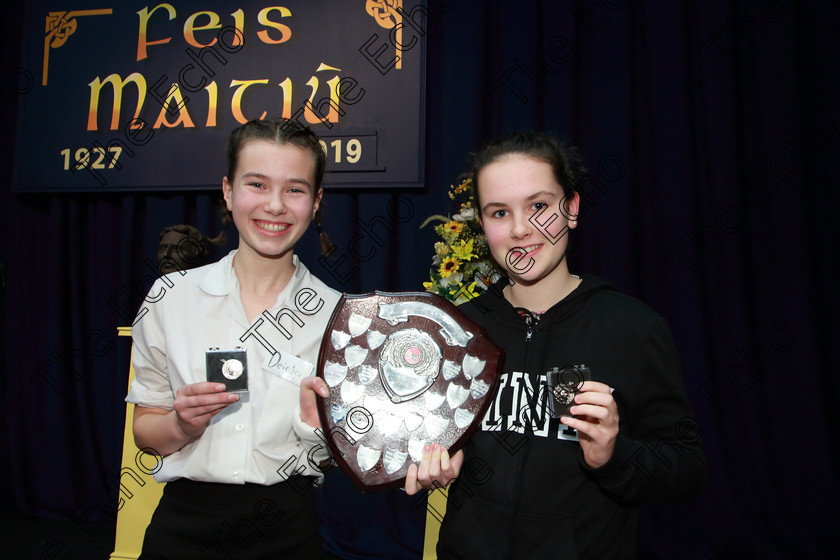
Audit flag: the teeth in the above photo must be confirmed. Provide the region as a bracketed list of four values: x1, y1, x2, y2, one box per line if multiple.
[256, 221, 289, 232]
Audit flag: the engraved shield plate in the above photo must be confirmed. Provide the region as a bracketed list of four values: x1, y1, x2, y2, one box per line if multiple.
[316, 292, 505, 492]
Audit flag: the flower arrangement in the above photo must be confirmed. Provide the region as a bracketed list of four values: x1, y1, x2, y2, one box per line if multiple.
[421, 177, 501, 305]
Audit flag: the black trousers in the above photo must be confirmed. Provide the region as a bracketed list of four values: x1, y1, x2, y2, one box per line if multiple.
[139, 477, 323, 560]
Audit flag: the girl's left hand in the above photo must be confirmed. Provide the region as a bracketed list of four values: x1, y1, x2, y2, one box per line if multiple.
[404, 444, 464, 495]
[560, 381, 619, 469]
[300, 376, 329, 429]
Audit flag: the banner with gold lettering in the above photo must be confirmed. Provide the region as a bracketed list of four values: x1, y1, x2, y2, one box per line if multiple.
[13, 1, 427, 191]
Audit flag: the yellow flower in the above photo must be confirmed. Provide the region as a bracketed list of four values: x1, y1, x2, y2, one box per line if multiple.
[453, 281, 481, 305]
[423, 174, 492, 303]
[451, 239, 476, 261]
[443, 220, 464, 236]
[438, 256, 461, 278]
[434, 241, 450, 258]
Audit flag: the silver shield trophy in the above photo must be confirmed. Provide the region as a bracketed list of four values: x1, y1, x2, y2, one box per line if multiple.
[316, 292, 504, 492]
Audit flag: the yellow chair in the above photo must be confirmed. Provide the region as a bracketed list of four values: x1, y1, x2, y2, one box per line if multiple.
[111, 327, 165, 560]
[423, 487, 449, 559]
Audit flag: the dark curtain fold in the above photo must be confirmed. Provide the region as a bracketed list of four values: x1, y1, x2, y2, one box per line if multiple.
[2, 1, 837, 558]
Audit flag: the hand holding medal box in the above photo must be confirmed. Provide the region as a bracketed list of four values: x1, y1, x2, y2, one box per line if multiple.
[546, 364, 591, 418]
[316, 292, 504, 492]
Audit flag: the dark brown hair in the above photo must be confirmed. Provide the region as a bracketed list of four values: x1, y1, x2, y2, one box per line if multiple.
[470, 131, 588, 212]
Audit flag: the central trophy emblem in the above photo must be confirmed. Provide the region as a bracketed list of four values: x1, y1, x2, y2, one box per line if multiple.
[379, 329, 441, 403]
[316, 292, 504, 492]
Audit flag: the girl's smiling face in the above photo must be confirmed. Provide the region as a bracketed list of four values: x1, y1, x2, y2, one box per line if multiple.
[223, 140, 321, 262]
[477, 154, 579, 287]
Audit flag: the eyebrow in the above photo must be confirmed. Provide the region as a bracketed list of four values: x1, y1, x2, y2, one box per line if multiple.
[525, 190, 558, 201]
[240, 171, 313, 188]
[481, 201, 506, 212]
[481, 190, 558, 212]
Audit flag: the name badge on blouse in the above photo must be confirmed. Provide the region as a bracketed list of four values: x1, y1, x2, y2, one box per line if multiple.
[265, 350, 315, 386]
[206, 348, 249, 392]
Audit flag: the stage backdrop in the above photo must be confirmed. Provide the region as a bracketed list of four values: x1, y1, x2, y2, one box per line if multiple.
[13, 0, 426, 191]
[1, 1, 838, 559]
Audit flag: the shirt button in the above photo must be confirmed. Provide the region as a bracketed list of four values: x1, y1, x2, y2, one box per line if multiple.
[235, 424, 244, 431]
[233, 471, 240, 478]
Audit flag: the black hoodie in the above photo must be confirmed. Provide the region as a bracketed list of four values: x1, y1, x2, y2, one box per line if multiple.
[437, 275, 707, 559]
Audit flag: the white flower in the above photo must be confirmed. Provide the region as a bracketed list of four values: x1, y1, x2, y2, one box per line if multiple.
[472, 261, 497, 289]
[439, 271, 463, 288]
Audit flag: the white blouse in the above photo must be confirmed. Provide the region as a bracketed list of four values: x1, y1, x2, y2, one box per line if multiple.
[126, 250, 341, 485]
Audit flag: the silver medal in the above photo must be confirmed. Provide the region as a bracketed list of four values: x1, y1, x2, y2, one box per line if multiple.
[221, 359, 244, 380]
[553, 384, 575, 405]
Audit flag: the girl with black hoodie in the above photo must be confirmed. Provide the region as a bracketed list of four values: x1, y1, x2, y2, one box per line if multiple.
[433, 132, 707, 559]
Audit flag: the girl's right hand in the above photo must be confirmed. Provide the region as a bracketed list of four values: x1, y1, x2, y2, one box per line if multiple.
[173, 382, 240, 439]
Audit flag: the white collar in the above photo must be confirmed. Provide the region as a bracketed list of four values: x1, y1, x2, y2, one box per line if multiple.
[197, 250, 303, 299]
